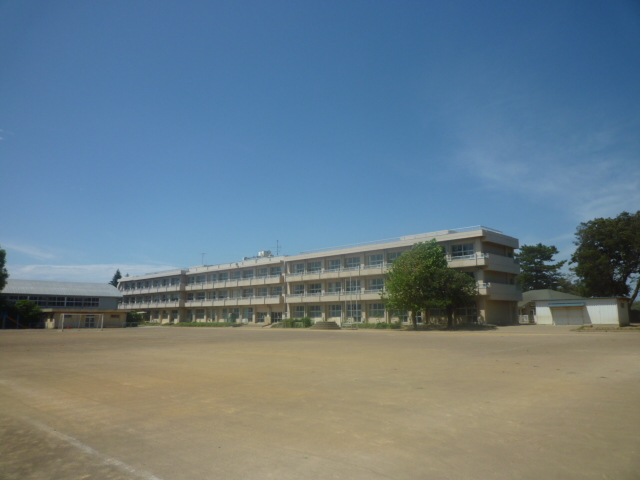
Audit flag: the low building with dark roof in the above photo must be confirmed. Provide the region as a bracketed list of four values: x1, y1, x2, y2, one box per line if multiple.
[2, 279, 126, 329]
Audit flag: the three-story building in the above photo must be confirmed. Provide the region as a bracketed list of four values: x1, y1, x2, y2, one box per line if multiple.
[118, 226, 521, 325]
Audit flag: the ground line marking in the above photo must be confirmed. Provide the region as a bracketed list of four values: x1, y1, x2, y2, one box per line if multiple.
[21, 416, 165, 480]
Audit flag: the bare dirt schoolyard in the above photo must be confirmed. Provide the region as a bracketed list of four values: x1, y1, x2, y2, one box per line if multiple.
[1, 326, 638, 480]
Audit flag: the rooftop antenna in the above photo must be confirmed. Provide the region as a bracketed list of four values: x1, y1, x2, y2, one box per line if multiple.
[275, 240, 281, 256]
[201, 253, 206, 265]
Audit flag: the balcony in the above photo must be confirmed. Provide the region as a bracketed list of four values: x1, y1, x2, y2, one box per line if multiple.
[477, 282, 522, 301]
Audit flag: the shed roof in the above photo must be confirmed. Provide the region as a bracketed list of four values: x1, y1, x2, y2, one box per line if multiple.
[2, 279, 123, 298]
[518, 289, 583, 307]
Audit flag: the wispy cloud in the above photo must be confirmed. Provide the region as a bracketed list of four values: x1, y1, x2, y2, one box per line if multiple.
[3, 243, 57, 260]
[6, 264, 180, 283]
[454, 114, 640, 222]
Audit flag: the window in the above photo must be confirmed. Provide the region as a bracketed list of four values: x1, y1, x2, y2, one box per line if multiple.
[456, 305, 478, 323]
[218, 290, 228, 299]
[308, 283, 322, 295]
[368, 279, 385, 292]
[293, 284, 305, 295]
[219, 273, 229, 281]
[187, 293, 194, 301]
[232, 271, 241, 280]
[346, 304, 362, 321]
[153, 280, 160, 287]
[309, 305, 322, 318]
[387, 251, 403, 263]
[452, 243, 474, 258]
[196, 309, 205, 320]
[293, 306, 306, 318]
[231, 290, 242, 298]
[307, 261, 322, 273]
[345, 257, 361, 269]
[368, 254, 383, 266]
[294, 263, 305, 274]
[394, 310, 409, 323]
[153, 311, 160, 320]
[171, 277, 181, 285]
[207, 291, 216, 300]
[257, 287, 268, 297]
[257, 268, 268, 278]
[243, 270, 254, 279]
[196, 275, 206, 284]
[271, 286, 283, 296]
[224, 308, 240, 322]
[208, 274, 217, 282]
[188, 277, 195, 285]
[328, 282, 342, 293]
[270, 266, 282, 276]
[329, 304, 342, 317]
[370, 304, 385, 317]
[196, 292, 205, 301]
[243, 308, 254, 321]
[345, 280, 361, 293]
[327, 259, 342, 271]
[243, 289, 254, 298]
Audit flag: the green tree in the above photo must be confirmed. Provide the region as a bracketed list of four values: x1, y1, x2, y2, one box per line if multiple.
[382, 240, 478, 329]
[13, 299, 43, 326]
[570, 211, 640, 308]
[0, 245, 8, 292]
[110, 269, 122, 287]
[516, 243, 566, 291]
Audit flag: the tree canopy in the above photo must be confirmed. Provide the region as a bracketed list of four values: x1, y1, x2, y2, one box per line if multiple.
[12, 299, 43, 326]
[110, 269, 122, 287]
[570, 211, 640, 306]
[516, 243, 566, 291]
[0, 245, 8, 292]
[382, 240, 478, 329]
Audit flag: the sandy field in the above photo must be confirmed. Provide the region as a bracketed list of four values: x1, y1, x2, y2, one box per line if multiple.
[1, 325, 638, 480]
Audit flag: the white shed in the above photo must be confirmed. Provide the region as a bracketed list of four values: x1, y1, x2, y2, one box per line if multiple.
[534, 298, 630, 326]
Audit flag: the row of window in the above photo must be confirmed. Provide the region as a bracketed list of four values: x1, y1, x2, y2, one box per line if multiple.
[122, 277, 181, 290]
[291, 279, 384, 295]
[7, 295, 100, 308]
[120, 243, 479, 292]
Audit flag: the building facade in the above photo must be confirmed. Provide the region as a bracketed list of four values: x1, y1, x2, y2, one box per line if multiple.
[118, 226, 522, 326]
[1, 279, 126, 328]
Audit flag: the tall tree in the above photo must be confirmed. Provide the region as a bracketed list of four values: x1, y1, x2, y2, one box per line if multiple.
[516, 243, 566, 291]
[570, 211, 640, 307]
[382, 240, 478, 329]
[110, 269, 122, 287]
[0, 245, 8, 292]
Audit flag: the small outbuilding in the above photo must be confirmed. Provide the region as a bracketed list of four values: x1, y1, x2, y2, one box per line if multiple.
[518, 289, 630, 326]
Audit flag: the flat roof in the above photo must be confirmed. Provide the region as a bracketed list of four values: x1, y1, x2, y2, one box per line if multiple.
[3, 279, 123, 298]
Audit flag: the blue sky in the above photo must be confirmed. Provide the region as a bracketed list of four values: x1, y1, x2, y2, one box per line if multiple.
[2, 1, 639, 283]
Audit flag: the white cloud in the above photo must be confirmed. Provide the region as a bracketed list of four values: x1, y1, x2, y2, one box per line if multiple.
[6, 264, 180, 283]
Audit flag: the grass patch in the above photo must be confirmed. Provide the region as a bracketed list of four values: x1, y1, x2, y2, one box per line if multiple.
[166, 322, 240, 327]
[573, 325, 640, 332]
[353, 322, 402, 329]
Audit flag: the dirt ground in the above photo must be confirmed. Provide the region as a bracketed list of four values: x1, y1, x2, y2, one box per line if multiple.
[1, 325, 638, 480]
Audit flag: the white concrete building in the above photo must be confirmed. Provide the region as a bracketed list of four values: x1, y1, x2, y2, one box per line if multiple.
[118, 226, 522, 326]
